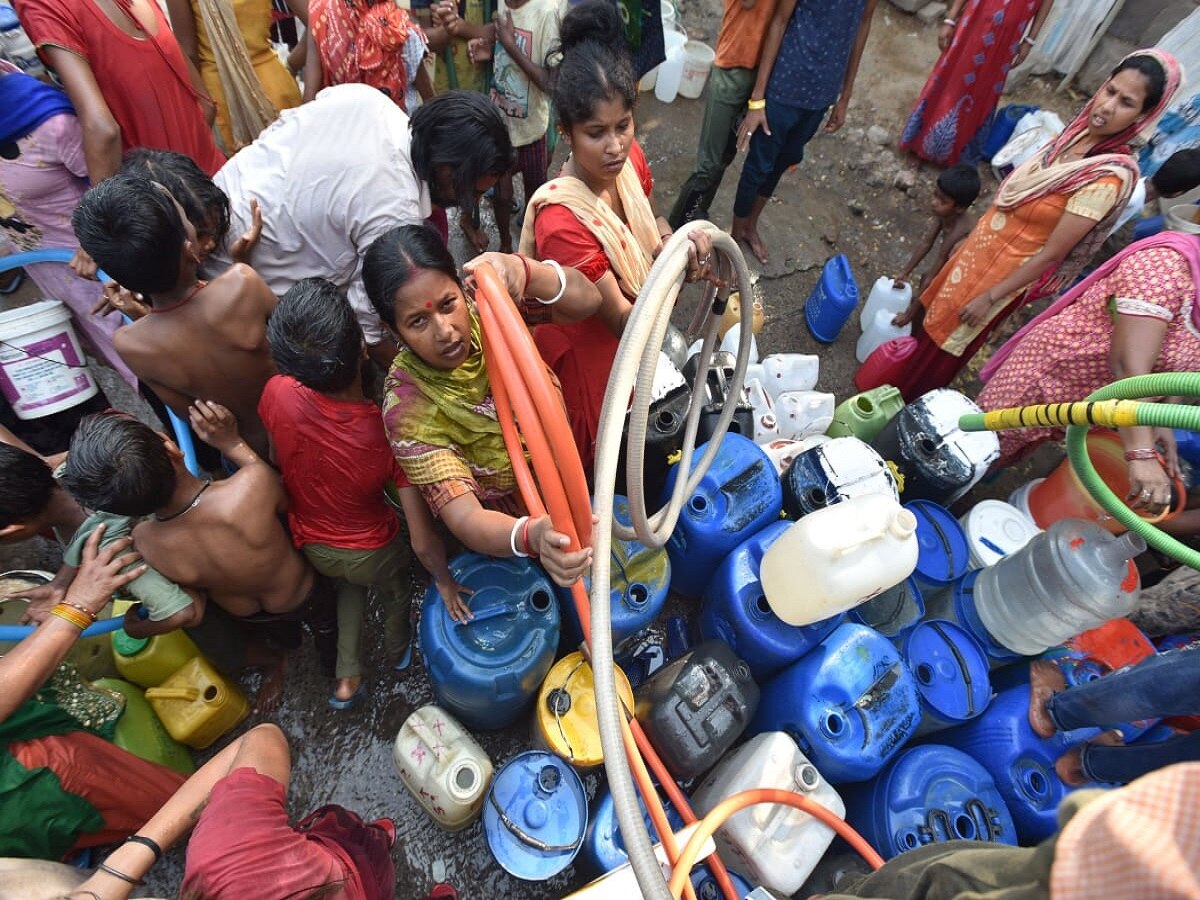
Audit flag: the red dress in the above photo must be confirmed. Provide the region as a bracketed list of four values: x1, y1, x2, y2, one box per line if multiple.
[532, 141, 654, 475]
[15, 0, 225, 175]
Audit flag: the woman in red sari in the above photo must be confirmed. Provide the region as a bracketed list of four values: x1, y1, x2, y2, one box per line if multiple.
[899, 0, 1054, 166]
[14, 0, 224, 182]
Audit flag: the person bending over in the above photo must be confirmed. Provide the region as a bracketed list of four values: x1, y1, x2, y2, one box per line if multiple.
[72, 174, 277, 461]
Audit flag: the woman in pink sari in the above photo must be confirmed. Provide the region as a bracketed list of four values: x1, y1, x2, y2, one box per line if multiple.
[978, 230, 1200, 514]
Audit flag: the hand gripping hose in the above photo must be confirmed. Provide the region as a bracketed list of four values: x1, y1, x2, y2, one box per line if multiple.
[0, 249, 202, 477]
[959, 372, 1200, 569]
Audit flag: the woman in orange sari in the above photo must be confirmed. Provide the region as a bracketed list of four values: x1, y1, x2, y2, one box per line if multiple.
[892, 50, 1182, 402]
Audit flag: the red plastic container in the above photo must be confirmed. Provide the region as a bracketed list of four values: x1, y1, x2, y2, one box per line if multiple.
[854, 337, 917, 393]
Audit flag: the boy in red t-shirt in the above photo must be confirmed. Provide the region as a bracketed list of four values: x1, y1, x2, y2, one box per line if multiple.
[260, 278, 464, 709]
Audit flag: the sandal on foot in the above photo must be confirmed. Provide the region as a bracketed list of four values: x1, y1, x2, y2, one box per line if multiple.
[328, 681, 367, 710]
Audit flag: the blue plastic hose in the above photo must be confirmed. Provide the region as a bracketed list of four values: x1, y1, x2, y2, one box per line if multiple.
[0, 616, 125, 641]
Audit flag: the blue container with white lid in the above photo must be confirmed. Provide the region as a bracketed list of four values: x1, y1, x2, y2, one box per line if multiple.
[419, 552, 560, 731]
[905, 500, 970, 593]
[699, 520, 844, 681]
[900, 620, 992, 736]
[805, 254, 859, 343]
[924, 570, 1021, 665]
[842, 744, 1017, 859]
[661, 432, 782, 600]
[558, 494, 670, 653]
[483, 750, 587, 881]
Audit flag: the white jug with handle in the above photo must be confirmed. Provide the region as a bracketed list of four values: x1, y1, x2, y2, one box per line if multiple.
[761, 494, 918, 626]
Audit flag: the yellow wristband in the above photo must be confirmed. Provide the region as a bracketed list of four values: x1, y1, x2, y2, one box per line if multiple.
[747, 98, 766, 111]
[50, 604, 91, 631]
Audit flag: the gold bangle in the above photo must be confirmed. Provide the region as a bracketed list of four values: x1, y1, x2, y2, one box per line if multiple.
[61, 601, 98, 622]
[50, 605, 91, 631]
[747, 98, 766, 111]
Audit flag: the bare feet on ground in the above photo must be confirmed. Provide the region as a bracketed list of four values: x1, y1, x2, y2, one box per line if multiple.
[731, 220, 769, 264]
[1028, 659, 1066, 738]
[254, 656, 287, 715]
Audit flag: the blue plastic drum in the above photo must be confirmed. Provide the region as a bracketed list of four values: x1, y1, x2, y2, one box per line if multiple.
[900, 620, 992, 736]
[484, 751, 587, 881]
[904, 500, 971, 594]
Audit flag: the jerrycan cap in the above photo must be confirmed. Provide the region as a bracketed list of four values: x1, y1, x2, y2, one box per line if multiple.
[483, 750, 586, 881]
[112, 629, 149, 656]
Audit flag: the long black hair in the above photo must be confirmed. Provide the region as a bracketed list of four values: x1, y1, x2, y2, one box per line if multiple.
[363, 224, 461, 328]
[409, 92, 514, 211]
[551, 0, 637, 130]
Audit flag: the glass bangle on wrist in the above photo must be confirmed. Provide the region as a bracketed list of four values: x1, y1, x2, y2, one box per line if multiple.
[747, 98, 766, 110]
[510, 516, 532, 558]
[943, 17, 957, 26]
[534, 259, 566, 306]
[1125, 448, 1161, 462]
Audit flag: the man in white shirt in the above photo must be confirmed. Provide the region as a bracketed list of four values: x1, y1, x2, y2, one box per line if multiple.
[207, 85, 514, 365]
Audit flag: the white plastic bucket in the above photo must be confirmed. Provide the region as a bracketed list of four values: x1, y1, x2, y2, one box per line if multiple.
[0, 300, 98, 419]
[1165, 203, 1200, 235]
[677, 40, 715, 100]
[958, 499, 1041, 569]
[655, 29, 687, 103]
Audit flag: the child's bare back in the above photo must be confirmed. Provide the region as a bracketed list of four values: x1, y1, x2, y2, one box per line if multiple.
[116, 264, 277, 459]
[133, 462, 312, 619]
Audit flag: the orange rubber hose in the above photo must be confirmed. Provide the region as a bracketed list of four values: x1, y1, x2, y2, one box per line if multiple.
[666, 789, 886, 899]
[473, 264, 708, 900]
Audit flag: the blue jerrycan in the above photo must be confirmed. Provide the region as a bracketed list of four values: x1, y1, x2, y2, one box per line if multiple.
[805, 254, 859, 343]
[699, 520, 843, 681]
[939, 684, 1103, 844]
[905, 500, 971, 594]
[581, 782, 683, 875]
[842, 744, 1018, 859]
[749, 622, 921, 783]
[558, 495, 670, 653]
[899, 620, 993, 736]
[420, 553, 559, 730]
[661, 432, 782, 600]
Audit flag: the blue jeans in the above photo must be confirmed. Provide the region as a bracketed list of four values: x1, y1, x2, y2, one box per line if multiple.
[1047, 646, 1200, 783]
[733, 101, 827, 217]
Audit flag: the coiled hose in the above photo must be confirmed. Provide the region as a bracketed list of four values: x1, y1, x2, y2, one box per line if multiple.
[959, 372, 1200, 569]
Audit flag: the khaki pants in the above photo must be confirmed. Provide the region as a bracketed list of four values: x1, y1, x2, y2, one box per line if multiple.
[302, 536, 413, 679]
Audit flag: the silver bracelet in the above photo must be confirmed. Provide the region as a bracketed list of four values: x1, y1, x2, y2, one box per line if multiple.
[535, 259, 567, 306]
[1021, 34, 1036, 46]
[510, 516, 531, 558]
[943, 17, 957, 27]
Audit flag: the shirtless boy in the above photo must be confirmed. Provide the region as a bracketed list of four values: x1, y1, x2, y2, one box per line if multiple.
[62, 411, 336, 705]
[71, 173, 277, 460]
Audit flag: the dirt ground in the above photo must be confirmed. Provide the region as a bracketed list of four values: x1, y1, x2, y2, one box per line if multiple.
[0, 3, 1104, 897]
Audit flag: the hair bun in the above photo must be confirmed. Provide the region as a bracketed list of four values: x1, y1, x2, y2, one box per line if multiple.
[559, 0, 626, 56]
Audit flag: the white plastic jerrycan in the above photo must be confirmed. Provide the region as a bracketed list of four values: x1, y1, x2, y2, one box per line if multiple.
[719, 323, 760, 365]
[761, 493, 919, 626]
[855, 307, 912, 364]
[691, 731, 844, 896]
[759, 354, 820, 400]
[745, 379, 779, 443]
[859, 277, 912, 330]
[393, 704, 494, 831]
[774, 391, 835, 441]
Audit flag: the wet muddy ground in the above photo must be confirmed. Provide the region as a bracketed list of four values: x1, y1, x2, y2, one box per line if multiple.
[0, 2, 1098, 896]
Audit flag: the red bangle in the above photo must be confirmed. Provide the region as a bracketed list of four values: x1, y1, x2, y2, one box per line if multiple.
[516, 253, 532, 298]
[1125, 448, 1160, 462]
[521, 517, 537, 558]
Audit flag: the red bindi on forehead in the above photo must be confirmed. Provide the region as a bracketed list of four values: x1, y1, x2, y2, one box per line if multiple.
[425, 301, 433, 309]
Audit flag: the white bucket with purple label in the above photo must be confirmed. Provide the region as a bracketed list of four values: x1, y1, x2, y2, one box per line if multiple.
[0, 300, 97, 419]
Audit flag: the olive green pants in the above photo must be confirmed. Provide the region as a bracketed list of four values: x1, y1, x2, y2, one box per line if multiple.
[302, 536, 413, 679]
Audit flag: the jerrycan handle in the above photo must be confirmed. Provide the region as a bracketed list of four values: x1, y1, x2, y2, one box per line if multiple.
[831, 507, 918, 558]
[144, 686, 200, 702]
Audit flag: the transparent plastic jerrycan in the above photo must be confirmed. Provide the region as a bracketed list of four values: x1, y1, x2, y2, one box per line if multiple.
[144, 656, 249, 749]
[973, 518, 1145, 657]
[394, 704, 493, 831]
[763, 493, 918, 627]
[691, 732, 843, 895]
